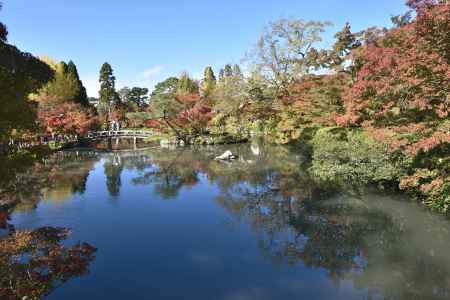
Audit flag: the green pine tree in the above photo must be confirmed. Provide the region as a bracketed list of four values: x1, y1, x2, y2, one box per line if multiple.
[218, 68, 225, 81]
[34, 60, 79, 101]
[232, 64, 243, 79]
[202, 66, 216, 98]
[150, 77, 181, 117]
[67, 60, 89, 106]
[98, 62, 117, 114]
[177, 72, 198, 94]
[224, 64, 233, 77]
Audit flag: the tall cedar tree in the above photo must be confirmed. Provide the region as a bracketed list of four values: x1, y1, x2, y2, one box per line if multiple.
[98, 62, 117, 110]
[34, 61, 80, 101]
[67, 61, 89, 106]
[202, 66, 216, 98]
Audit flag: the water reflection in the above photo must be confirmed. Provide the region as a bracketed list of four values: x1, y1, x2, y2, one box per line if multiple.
[104, 154, 124, 197]
[129, 144, 450, 300]
[0, 151, 98, 300]
[1, 144, 450, 299]
[0, 151, 98, 209]
[0, 226, 97, 299]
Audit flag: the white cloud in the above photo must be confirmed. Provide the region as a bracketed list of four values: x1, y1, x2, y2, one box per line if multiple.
[139, 65, 165, 79]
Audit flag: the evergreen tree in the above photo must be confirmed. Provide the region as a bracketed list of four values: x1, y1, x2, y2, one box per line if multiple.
[218, 64, 235, 81]
[98, 62, 117, 113]
[150, 77, 181, 117]
[129, 87, 149, 109]
[224, 64, 233, 77]
[0, 22, 6, 43]
[177, 72, 198, 94]
[67, 60, 89, 106]
[60, 61, 69, 74]
[391, 11, 413, 28]
[0, 3, 8, 42]
[232, 64, 243, 79]
[117, 87, 131, 103]
[202, 66, 216, 98]
[218, 68, 225, 81]
[329, 22, 361, 68]
[33, 60, 80, 101]
[0, 3, 54, 147]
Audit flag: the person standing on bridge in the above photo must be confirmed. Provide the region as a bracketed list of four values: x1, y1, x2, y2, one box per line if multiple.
[110, 120, 120, 131]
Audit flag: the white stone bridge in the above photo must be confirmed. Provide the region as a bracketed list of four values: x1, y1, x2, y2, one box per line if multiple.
[87, 130, 154, 140]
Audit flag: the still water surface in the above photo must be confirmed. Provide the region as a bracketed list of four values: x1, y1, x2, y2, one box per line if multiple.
[7, 144, 450, 299]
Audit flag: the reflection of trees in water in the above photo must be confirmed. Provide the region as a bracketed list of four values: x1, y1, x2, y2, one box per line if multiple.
[102, 152, 160, 198]
[129, 143, 308, 200]
[221, 187, 450, 299]
[103, 154, 123, 197]
[0, 151, 98, 209]
[41, 153, 97, 204]
[130, 144, 450, 300]
[0, 226, 96, 300]
[131, 150, 199, 199]
[0, 151, 99, 299]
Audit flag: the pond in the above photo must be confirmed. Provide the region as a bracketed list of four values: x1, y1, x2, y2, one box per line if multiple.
[1, 143, 450, 300]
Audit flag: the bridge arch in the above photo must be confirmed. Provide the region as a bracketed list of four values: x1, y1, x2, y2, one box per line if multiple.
[86, 130, 154, 140]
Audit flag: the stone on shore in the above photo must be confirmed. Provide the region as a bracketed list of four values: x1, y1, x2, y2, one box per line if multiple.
[214, 150, 237, 161]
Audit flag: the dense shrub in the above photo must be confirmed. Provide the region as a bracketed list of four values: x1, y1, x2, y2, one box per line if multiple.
[309, 128, 405, 186]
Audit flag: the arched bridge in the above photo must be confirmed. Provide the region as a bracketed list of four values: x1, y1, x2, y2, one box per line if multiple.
[87, 130, 154, 140]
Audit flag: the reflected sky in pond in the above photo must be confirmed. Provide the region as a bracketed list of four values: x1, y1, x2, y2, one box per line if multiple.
[7, 144, 450, 300]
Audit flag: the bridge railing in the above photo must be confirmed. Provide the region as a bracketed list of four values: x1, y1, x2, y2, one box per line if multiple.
[87, 130, 154, 139]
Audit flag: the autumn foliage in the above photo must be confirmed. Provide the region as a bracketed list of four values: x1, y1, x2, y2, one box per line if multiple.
[337, 0, 449, 150]
[331, 0, 450, 211]
[255, 0, 449, 211]
[284, 74, 347, 126]
[151, 91, 213, 137]
[175, 93, 213, 133]
[37, 97, 98, 136]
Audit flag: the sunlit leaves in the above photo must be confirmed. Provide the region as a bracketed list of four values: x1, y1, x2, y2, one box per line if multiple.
[38, 100, 98, 135]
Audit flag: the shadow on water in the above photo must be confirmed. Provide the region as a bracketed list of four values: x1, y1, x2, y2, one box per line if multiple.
[1, 142, 449, 299]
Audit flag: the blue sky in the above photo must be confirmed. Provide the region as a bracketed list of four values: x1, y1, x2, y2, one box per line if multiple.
[2, 0, 408, 96]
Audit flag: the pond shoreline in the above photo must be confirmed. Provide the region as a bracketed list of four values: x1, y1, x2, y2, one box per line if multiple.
[2, 144, 450, 299]
[1, 135, 448, 219]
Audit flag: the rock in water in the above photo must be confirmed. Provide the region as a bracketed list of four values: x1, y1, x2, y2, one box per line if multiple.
[215, 150, 237, 161]
[251, 144, 260, 156]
